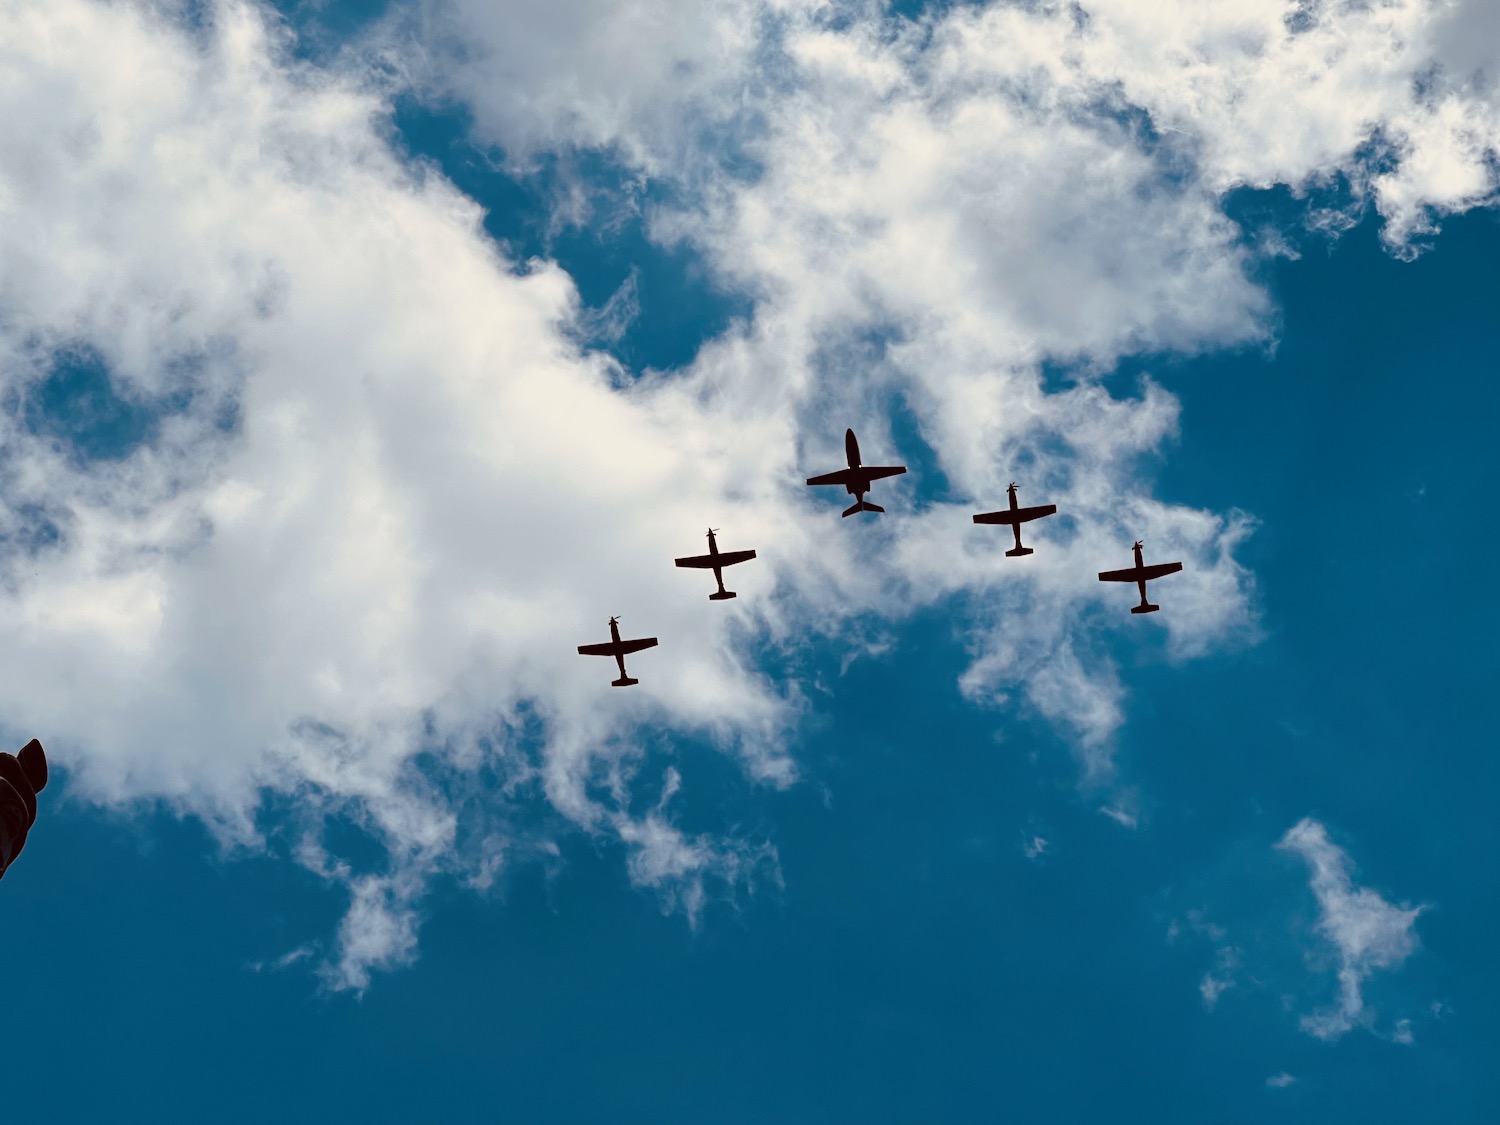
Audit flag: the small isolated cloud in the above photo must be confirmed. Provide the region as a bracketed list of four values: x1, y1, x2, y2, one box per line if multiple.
[1200, 944, 1242, 1011]
[1266, 1072, 1297, 1089]
[1200, 971, 1234, 1010]
[1278, 818, 1425, 1040]
[1176, 909, 1240, 1011]
[1100, 805, 1138, 830]
[248, 944, 315, 973]
[1022, 834, 1047, 860]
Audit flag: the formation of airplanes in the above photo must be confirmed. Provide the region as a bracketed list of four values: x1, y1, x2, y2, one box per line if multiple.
[579, 427, 1183, 685]
[5, 430, 1181, 872]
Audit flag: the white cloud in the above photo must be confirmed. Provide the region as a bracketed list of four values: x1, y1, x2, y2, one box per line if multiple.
[0, 0, 798, 986]
[3, 0, 1492, 988]
[1278, 818, 1424, 1041]
[1200, 943, 1243, 1011]
[1199, 970, 1234, 1010]
[1173, 907, 1241, 1012]
[1265, 1072, 1297, 1089]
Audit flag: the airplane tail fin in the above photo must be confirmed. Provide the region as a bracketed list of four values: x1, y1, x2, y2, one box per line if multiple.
[842, 501, 885, 517]
[1005, 546, 1034, 558]
[709, 590, 738, 601]
[1131, 603, 1160, 615]
[611, 676, 640, 687]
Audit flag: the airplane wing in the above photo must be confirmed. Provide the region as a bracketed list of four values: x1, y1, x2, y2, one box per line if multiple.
[1013, 503, 1057, 523]
[975, 503, 1057, 525]
[616, 637, 659, 655]
[862, 465, 907, 481]
[806, 468, 857, 487]
[1098, 561, 1182, 583]
[577, 641, 624, 657]
[714, 549, 757, 568]
[1137, 561, 1183, 581]
[674, 553, 718, 568]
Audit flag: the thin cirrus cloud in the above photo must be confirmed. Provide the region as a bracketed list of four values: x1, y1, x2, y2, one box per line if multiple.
[1, 0, 1488, 988]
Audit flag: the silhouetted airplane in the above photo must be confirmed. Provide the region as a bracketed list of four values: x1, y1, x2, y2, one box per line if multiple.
[577, 616, 659, 686]
[805, 428, 907, 517]
[0, 738, 48, 881]
[1098, 541, 1183, 614]
[675, 528, 757, 600]
[973, 483, 1058, 556]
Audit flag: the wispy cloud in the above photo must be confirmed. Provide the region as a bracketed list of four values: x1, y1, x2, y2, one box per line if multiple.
[1199, 945, 1242, 1011]
[1278, 818, 1425, 1041]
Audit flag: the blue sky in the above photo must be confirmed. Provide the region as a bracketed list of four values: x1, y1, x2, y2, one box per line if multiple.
[3, 1, 1498, 1121]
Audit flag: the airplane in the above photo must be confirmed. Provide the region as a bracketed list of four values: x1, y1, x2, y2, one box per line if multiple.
[577, 616, 659, 686]
[805, 428, 907, 517]
[1097, 541, 1183, 614]
[0, 738, 47, 880]
[674, 528, 757, 600]
[973, 483, 1058, 557]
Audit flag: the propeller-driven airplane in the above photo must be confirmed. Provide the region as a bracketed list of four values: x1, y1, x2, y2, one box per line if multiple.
[973, 483, 1058, 556]
[674, 528, 757, 600]
[1097, 541, 1183, 614]
[577, 616, 659, 686]
[805, 428, 907, 517]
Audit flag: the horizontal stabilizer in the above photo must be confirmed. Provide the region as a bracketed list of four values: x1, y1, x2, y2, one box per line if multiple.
[1131, 604, 1160, 615]
[708, 590, 737, 601]
[611, 676, 640, 687]
[842, 500, 885, 517]
[1005, 546, 1034, 557]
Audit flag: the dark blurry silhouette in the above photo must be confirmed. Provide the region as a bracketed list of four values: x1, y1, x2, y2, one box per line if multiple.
[675, 528, 757, 600]
[0, 739, 48, 880]
[805, 428, 907, 517]
[973, 483, 1058, 556]
[577, 616, 659, 686]
[1098, 541, 1183, 614]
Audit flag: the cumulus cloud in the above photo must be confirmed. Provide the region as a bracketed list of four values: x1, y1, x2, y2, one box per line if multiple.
[1278, 818, 1424, 1041]
[3, 0, 1491, 988]
[0, 0, 798, 987]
